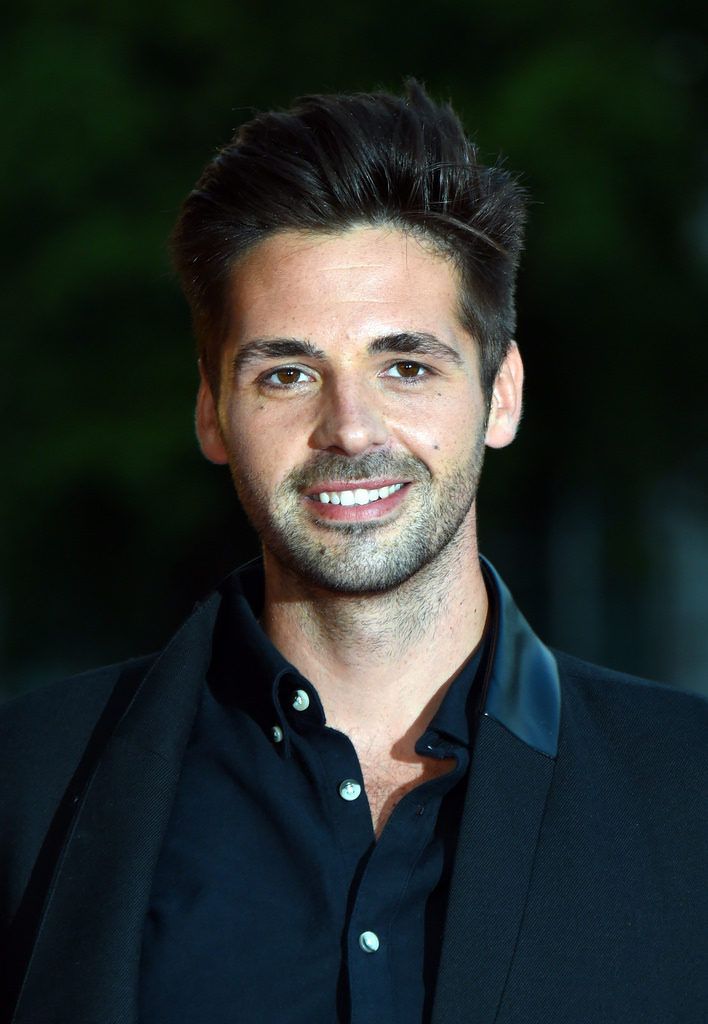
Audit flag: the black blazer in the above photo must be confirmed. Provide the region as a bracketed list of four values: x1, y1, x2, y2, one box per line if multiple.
[1, 567, 706, 1024]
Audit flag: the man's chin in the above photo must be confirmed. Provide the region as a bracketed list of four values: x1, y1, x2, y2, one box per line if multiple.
[304, 573, 415, 597]
[267, 543, 433, 597]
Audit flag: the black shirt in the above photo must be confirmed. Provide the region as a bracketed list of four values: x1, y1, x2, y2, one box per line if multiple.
[139, 562, 488, 1024]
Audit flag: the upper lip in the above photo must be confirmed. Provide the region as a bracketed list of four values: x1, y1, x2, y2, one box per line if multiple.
[303, 479, 409, 495]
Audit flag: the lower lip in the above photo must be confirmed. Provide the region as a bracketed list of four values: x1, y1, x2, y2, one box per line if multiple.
[304, 484, 410, 522]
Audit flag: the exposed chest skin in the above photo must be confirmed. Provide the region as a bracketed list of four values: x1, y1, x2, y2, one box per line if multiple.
[358, 753, 457, 837]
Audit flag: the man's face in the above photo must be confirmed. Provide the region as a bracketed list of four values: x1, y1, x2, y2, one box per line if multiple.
[197, 225, 521, 594]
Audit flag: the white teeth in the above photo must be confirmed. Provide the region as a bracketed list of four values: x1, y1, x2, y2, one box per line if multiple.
[313, 483, 403, 506]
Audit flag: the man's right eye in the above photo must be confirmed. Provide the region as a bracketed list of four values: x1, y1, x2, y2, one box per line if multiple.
[262, 367, 311, 387]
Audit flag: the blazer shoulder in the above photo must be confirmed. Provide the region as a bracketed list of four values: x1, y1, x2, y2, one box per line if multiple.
[554, 647, 707, 711]
[0, 653, 158, 813]
[0, 656, 157, 928]
[552, 647, 707, 783]
[0, 655, 156, 752]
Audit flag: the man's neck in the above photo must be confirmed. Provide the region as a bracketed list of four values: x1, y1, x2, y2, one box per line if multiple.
[259, 532, 488, 750]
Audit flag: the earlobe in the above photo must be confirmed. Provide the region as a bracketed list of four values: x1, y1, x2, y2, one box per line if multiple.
[195, 364, 229, 465]
[484, 342, 524, 450]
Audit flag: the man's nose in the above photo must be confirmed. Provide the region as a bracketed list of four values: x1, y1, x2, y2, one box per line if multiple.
[309, 379, 389, 457]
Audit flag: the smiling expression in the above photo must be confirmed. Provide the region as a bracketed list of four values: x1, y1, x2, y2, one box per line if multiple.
[196, 225, 521, 594]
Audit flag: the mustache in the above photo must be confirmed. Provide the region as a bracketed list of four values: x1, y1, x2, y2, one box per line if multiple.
[286, 451, 430, 489]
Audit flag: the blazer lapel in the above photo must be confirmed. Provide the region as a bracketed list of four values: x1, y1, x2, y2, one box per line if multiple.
[432, 715, 555, 1024]
[12, 594, 221, 1024]
[433, 564, 560, 1024]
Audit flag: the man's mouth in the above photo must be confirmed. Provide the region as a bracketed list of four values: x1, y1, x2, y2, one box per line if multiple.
[301, 480, 411, 521]
[310, 483, 404, 507]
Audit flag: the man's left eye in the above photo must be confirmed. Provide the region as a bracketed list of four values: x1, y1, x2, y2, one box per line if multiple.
[384, 361, 428, 379]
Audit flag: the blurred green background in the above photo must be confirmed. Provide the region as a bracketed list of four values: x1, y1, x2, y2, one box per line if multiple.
[2, 0, 707, 699]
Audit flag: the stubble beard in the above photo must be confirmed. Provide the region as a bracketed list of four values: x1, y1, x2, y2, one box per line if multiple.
[228, 441, 485, 596]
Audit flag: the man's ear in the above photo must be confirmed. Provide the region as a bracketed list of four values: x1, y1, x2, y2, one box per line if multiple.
[195, 362, 229, 465]
[484, 342, 524, 450]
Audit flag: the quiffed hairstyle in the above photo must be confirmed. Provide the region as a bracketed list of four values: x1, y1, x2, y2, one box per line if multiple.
[171, 80, 527, 404]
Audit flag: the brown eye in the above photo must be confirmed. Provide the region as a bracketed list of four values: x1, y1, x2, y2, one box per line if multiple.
[390, 361, 425, 379]
[276, 369, 300, 384]
[266, 367, 308, 386]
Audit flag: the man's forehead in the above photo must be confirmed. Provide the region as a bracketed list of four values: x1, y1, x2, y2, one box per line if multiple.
[225, 225, 464, 340]
[235, 224, 432, 269]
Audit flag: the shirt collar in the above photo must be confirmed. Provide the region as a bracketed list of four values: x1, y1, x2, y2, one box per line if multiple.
[422, 630, 488, 749]
[207, 559, 316, 754]
[206, 554, 560, 759]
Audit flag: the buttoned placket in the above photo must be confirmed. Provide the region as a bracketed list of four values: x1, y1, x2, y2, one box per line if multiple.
[268, 667, 471, 1024]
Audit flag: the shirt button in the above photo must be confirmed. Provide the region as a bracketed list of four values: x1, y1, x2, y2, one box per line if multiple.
[291, 689, 310, 711]
[338, 779, 362, 802]
[271, 725, 284, 743]
[358, 931, 380, 953]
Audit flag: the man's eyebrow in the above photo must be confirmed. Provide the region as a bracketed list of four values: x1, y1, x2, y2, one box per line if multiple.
[368, 332, 463, 365]
[231, 331, 463, 375]
[232, 338, 327, 374]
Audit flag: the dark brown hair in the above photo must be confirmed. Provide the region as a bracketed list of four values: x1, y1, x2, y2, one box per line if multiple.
[171, 79, 527, 404]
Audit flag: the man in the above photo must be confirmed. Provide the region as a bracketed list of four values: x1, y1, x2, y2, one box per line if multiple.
[1, 82, 705, 1024]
